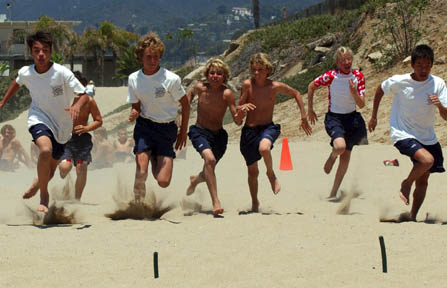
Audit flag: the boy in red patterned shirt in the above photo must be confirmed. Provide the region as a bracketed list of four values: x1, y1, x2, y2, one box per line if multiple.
[307, 47, 367, 198]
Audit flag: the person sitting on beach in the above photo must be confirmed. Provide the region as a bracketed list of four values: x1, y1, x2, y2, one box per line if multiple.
[113, 127, 134, 163]
[0, 31, 89, 213]
[185, 58, 244, 215]
[58, 70, 103, 200]
[368, 44, 447, 221]
[0, 124, 32, 171]
[307, 46, 367, 199]
[90, 127, 115, 169]
[127, 32, 190, 202]
[238, 53, 311, 212]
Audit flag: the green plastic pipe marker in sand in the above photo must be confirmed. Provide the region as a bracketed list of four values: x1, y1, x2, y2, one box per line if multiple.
[379, 236, 387, 273]
[154, 252, 159, 278]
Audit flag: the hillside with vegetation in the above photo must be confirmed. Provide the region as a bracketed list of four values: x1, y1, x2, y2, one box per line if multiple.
[182, 0, 447, 146]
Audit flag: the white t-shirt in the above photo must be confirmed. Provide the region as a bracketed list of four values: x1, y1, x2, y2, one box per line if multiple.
[313, 69, 365, 114]
[127, 67, 186, 122]
[86, 84, 95, 97]
[16, 63, 86, 144]
[381, 73, 447, 145]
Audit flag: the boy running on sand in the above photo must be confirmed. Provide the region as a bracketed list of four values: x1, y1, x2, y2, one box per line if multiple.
[0, 32, 89, 212]
[58, 72, 102, 200]
[186, 58, 243, 215]
[238, 53, 311, 212]
[307, 46, 367, 199]
[368, 44, 447, 221]
[127, 32, 190, 202]
[0, 124, 33, 171]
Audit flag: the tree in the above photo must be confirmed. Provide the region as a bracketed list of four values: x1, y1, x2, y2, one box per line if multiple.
[79, 21, 137, 86]
[33, 15, 77, 63]
[115, 45, 141, 83]
[375, 0, 428, 59]
[252, 0, 260, 29]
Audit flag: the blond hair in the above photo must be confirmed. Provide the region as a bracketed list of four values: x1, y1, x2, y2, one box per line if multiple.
[250, 53, 274, 76]
[203, 58, 230, 83]
[333, 46, 353, 63]
[135, 32, 165, 62]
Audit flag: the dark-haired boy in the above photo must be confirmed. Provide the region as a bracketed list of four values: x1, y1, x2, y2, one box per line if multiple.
[368, 44, 447, 221]
[0, 31, 89, 213]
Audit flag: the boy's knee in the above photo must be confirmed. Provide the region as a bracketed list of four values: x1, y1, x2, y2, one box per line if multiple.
[157, 178, 171, 188]
[248, 166, 259, 178]
[204, 157, 217, 168]
[39, 149, 52, 160]
[136, 167, 148, 179]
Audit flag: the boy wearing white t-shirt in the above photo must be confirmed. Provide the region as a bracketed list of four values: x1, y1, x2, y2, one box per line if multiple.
[308, 47, 367, 199]
[0, 32, 89, 213]
[369, 45, 447, 221]
[127, 32, 190, 202]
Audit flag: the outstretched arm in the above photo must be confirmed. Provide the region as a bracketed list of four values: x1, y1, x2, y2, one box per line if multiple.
[368, 85, 384, 132]
[224, 89, 243, 126]
[73, 98, 103, 135]
[0, 80, 20, 108]
[429, 94, 447, 121]
[14, 140, 32, 168]
[236, 80, 256, 119]
[66, 93, 89, 121]
[307, 81, 318, 125]
[175, 95, 190, 150]
[277, 82, 312, 136]
[128, 102, 141, 122]
[349, 79, 365, 108]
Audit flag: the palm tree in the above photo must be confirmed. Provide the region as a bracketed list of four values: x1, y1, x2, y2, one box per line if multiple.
[80, 21, 137, 86]
[252, 0, 260, 29]
[33, 15, 77, 63]
[115, 45, 141, 85]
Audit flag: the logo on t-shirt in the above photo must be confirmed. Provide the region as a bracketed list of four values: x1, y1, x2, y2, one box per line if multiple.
[154, 87, 166, 98]
[52, 85, 64, 97]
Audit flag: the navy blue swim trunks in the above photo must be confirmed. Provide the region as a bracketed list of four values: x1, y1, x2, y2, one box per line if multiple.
[133, 116, 177, 158]
[240, 123, 281, 166]
[394, 138, 445, 173]
[61, 133, 93, 166]
[324, 111, 368, 151]
[188, 124, 228, 163]
[29, 124, 65, 160]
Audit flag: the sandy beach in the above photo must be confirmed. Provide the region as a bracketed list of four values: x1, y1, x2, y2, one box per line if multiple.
[1, 87, 447, 287]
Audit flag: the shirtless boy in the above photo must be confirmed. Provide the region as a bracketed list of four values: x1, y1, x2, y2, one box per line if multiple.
[238, 53, 311, 211]
[113, 127, 134, 163]
[127, 32, 190, 202]
[0, 124, 32, 171]
[91, 127, 115, 169]
[0, 31, 88, 212]
[186, 58, 243, 215]
[368, 44, 447, 221]
[307, 46, 367, 199]
[58, 86, 102, 200]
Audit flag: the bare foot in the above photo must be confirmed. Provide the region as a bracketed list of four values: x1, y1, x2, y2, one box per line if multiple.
[400, 180, 411, 205]
[324, 154, 337, 174]
[251, 200, 260, 212]
[38, 197, 49, 213]
[267, 172, 281, 195]
[186, 175, 198, 196]
[23, 189, 38, 199]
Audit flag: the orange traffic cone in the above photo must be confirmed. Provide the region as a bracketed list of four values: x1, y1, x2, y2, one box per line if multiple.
[280, 137, 293, 170]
